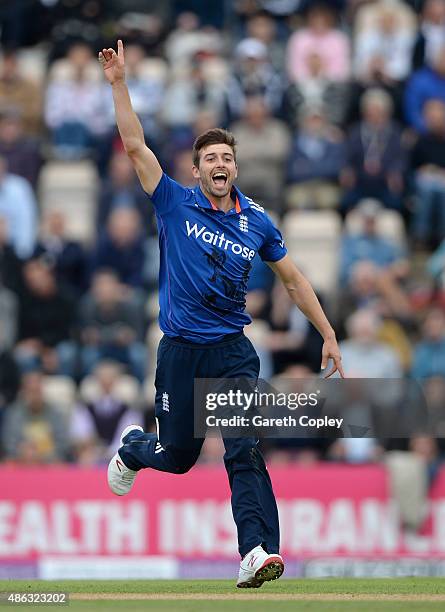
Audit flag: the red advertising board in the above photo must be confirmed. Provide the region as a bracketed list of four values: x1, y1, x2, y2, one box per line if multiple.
[1, 465, 445, 561]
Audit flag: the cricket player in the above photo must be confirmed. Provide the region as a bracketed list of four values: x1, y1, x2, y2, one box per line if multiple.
[100, 41, 344, 588]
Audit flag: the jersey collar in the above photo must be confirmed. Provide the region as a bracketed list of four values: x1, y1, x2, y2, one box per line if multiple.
[194, 184, 250, 214]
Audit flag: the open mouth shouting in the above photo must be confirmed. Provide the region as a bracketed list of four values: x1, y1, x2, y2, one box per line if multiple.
[212, 171, 229, 189]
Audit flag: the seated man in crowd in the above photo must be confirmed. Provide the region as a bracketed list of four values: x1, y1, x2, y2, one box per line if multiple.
[410, 99, 445, 248]
[44, 41, 106, 159]
[340, 88, 405, 214]
[0, 154, 37, 258]
[340, 199, 408, 285]
[230, 95, 290, 214]
[96, 151, 155, 232]
[0, 108, 42, 189]
[286, 107, 344, 210]
[0, 50, 42, 136]
[338, 260, 413, 330]
[340, 308, 402, 378]
[71, 361, 143, 464]
[405, 45, 445, 133]
[0, 319, 20, 446]
[78, 269, 147, 381]
[15, 257, 76, 377]
[34, 210, 87, 297]
[0, 216, 22, 294]
[89, 207, 147, 290]
[1, 370, 68, 464]
[412, 309, 445, 379]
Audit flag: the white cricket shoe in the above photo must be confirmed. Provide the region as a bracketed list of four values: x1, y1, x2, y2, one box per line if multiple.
[107, 425, 144, 496]
[237, 545, 284, 588]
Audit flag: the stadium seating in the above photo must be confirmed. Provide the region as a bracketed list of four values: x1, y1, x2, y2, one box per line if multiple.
[282, 210, 341, 294]
[38, 160, 98, 243]
[345, 207, 407, 247]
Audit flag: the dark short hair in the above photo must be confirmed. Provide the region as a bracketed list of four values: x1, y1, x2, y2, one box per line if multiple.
[192, 128, 237, 167]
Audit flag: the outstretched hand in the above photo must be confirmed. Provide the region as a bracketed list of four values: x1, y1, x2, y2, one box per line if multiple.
[321, 336, 345, 379]
[98, 39, 125, 85]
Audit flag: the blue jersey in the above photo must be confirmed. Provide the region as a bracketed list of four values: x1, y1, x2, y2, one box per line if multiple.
[150, 173, 287, 343]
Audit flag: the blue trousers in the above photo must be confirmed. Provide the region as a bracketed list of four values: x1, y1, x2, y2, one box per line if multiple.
[119, 333, 280, 558]
[413, 177, 445, 242]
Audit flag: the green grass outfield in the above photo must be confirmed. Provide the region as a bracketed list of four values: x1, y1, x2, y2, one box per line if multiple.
[1, 579, 445, 611]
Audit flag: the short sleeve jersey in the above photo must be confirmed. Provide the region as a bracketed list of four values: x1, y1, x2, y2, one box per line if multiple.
[150, 173, 287, 343]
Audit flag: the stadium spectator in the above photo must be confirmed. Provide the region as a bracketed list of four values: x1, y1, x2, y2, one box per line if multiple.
[265, 280, 324, 374]
[405, 46, 445, 133]
[164, 12, 202, 67]
[340, 199, 407, 285]
[15, 258, 76, 377]
[339, 308, 402, 377]
[341, 260, 382, 320]
[97, 151, 153, 230]
[78, 270, 147, 381]
[1, 370, 68, 463]
[223, 38, 285, 124]
[428, 237, 445, 290]
[410, 99, 445, 248]
[422, 376, 445, 446]
[33, 210, 87, 297]
[44, 41, 107, 159]
[0, 1, 29, 49]
[0, 323, 20, 441]
[0, 108, 42, 189]
[0, 50, 42, 135]
[230, 95, 290, 213]
[0, 282, 17, 351]
[285, 106, 344, 209]
[412, 0, 445, 70]
[0, 154, 37, 258]
[409, 433, 442, 483]
[0, 216, 22, 295]
[161, 108, 218, 175]
[162, 46, 227, 133]
[286, 3, 350, 83]
[328, 436, 384, 464]
[353, 2, 415, 85]
[339, 260, 412, 327]
[164, 12, 224, 68]
[340, 88, 406, 214]
[70, 361, 143, 463]
[169, 148, 196, 187]
[171, 1, 225, 28]
[242, 0, 304, 20]
[89, 207, 147, 289]
[411, 309, 445, 379]
[283, 46, 350, 129]
[245, 10, 285, 70]
[266, 365, 333, 465]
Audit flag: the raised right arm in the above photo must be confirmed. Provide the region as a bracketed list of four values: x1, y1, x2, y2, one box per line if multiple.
[99, 40, 162, 195]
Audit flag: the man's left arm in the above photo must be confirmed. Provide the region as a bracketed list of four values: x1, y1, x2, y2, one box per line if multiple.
[267, 255, 345, 378]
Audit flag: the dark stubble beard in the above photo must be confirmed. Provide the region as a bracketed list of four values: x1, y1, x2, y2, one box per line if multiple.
[201, 176, 232, 199]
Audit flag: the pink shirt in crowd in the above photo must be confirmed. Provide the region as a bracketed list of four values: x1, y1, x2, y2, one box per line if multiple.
[286, 29, 351, 82]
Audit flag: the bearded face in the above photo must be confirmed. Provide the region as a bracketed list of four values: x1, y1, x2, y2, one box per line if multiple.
[192, 144, 238, 200]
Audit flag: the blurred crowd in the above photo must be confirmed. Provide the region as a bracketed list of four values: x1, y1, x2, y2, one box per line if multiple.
[0, 0, 445, 480]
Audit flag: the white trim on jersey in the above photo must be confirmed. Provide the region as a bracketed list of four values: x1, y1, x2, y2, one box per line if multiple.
[245, 196, 265, 213]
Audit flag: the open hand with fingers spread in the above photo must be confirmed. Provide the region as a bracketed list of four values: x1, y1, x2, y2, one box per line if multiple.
[98, 39, 125, 85]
